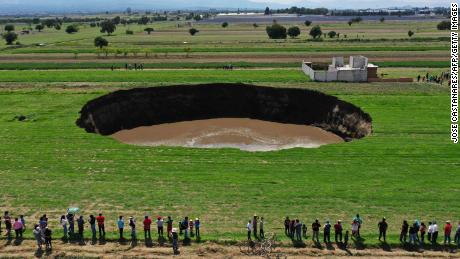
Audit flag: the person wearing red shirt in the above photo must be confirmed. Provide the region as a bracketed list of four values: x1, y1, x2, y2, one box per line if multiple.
[143, 216, 152, 240]
[444, 221, 452, 245]
[96, 213, 105, 237]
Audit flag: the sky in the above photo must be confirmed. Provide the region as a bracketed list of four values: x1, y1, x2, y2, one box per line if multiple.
[0, 0, 451, 14]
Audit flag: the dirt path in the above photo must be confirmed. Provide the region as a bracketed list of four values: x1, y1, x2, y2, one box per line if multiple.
[0, 239, 457, 258]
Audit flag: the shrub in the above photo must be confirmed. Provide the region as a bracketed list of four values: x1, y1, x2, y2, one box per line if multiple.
[287, 26, 301, 38]
[144, 28, 154, 34]
[189, 28, 199, 36]
[222, 22, 229, 28]
[94, 36, 109, 49]
[408, 30, 414, 37]
[4, 24, 14, 32]
[65, 25, 79, 34]
[2, 32, 18, 45]
[266, 23, 287, 39]
[309, 25, 322, 39]
[328, 31, 337, 38]
[304, 20, 312, 26]
[437, 20, 450, 30]
[126, 30, 134, 35]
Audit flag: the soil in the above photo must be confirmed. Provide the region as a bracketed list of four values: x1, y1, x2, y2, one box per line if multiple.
[77, 84, 373, 141]
[111, 118, 344, 151]
[0, 239, 457, 258]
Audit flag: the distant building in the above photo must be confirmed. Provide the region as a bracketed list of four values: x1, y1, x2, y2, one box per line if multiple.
[302, 56, 378, 82]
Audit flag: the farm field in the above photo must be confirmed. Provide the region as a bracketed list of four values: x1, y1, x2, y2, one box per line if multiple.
[0, 11, 457, 257]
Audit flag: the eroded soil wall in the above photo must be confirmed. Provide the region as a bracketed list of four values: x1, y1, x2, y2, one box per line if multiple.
[76, 84, 372, 141]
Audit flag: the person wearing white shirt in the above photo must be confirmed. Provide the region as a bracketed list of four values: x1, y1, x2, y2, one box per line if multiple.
[246, 220, 252, 241]
[427, 222, 434, 242]
[431, 221, 439, 244]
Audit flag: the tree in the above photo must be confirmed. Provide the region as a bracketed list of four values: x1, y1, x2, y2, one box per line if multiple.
[264, 7, 270, 15]
[379, 17, 385, 23]
[348, 20, 353, 26]
[4, 24, 14, 32]
[138, 16, 150, 25]
[100, 20, 116, 35]
[222, 22, 229, 28]
[55, 24, 61, 30]
[94, 36, 108, 49]
[253, 23, 259, 28]
[2, 32, 18, 45]
[90, 22, 97, 28]
[189, 28, 199, 36]
[408, 30, 414, 37]
[437, 20, 450, 30]
[44, 19, 56, 28]
[35, 24, 44, 32]
[287, 26, 301, 38]
[304, 20, 312, 26]
[309, 25, 322, 39]
[266, 23, 287, 39]
[144, 27, 154, 34]
[327, 30, 337, 38]
[113, 16, 121, 25]
[65, 25, 79, 34]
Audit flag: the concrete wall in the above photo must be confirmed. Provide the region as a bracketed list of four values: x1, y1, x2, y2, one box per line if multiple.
[350, 56, 368, 69]
[302, 62, 315, 80]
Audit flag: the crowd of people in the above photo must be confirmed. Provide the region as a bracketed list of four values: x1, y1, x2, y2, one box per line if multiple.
[417, 71, 450, 85]
[1, 210, 201, 254]
[245, 214, 460, 248]
[2, 210, 460, 255]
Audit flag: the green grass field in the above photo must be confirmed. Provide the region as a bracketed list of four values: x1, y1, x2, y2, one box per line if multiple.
[0, 80, 457, 244]
[0, 15, 457, 249]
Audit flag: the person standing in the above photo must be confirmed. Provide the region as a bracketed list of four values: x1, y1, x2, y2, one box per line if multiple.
[334, 220, 343, 243]
[420, 222, 427, 243]
[67, 212, 74, 237]
[353, 214, 363, 237]
[77, 216, 84, 241]
[295, 219, 302, 241]
[4, 211, 12, 240]
[432, 221, 439, 245]
[33, 224, 43, 250]
[378, 217, 388, 242]
[143, 215, 152, 240]
[289, 219, 295, 239]
[259, 217, 265, 239]
[323, 221, 331, 243]
[252, 215, 258, 240]
[89, 215, 96, 238]
[400, 220, 409, 243]
[194, 218, 200, 239]
[44, 226, 52, 250]
[444, 221, 452, 245]
[409, 223, 417, 245]
[351, 220, 359, 238]
[427, 221, 433, 242]
[13, 218, 23, 238]
[454, 221, 460, 246]
[167, 216, 173, 238]
[156, 216, 164, 237]
[118, 216, 125, 240]
[284, 217, 290, 236]
[189, 219, 194, 237]
[312, 219, 321, 242]
[129, 216, 136, 242]
[246, 220, 252, 241]
[172, 228, 179, 254]
[96, 213, 105, 237]
[302, 224, 307, 239]
[19, 215, 26, 235]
